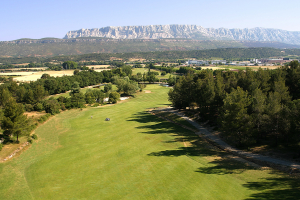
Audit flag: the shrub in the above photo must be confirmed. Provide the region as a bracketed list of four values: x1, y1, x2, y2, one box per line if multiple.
[44, 99, 60, 115]
[0, 143, 3, 151]
[61, 104, 67, 111]
[92, 103, 99, 107]
[27, 137, 33, 144]
[29, 124, 37, 131]
[25, 104, 34, 112]
[31, 134, 38, 140]
[108, 92, 120, 104]
[34, 103, 44, 112]
[38, 113, 51, 123]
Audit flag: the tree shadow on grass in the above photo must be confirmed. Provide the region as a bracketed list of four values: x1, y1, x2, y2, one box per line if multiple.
[127, 111, 226, 158]
[195, 157, 256, 175]
[243, 174, 300, 200]
[128, 111, 198, 140]
[128, 111, 300, 199]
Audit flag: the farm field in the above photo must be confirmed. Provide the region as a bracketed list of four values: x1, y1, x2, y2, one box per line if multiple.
[0, 70, 75, 82]
[0, 85, 298, 199]
[132, 68, 176, 80]
[132, 68, 159, 75]
[86, 65, 111, 69]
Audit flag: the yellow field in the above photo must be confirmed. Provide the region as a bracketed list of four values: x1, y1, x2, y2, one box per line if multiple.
[200, 66, 226, 70]
[94, 69, 112, 72]
[86, 65, 111, 69]
[3, 70, 75, 82]
[7, 67, 49, 71]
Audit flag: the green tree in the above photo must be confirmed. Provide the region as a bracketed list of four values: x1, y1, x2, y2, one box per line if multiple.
[1, 98, 28, 142]
[69, 82, 85, 108]
[221, 87, 253, 146]
[85, 89, 96, 104]
[62, 61, 78, 69]
[250, 88, 268, 141]
[123, 81, 139, 95]
[104, 83, 112, 93]
[44, 99, 60, 115]
[70, 81, 81, 95]
[0, 88, 12, 106]
[108, 92, 120, 104]
[41, 73, 51, 79]
[93, 90, 105, 104]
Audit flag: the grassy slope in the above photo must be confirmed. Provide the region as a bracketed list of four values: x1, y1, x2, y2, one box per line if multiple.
[0, 85, 298, 199]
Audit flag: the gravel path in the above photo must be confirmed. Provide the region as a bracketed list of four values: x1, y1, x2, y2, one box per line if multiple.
[160, 107, 300, 170]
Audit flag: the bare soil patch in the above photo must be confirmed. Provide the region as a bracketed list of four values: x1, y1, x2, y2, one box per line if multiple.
[25, 111, 46, 119]
[144, 90, 151, 93]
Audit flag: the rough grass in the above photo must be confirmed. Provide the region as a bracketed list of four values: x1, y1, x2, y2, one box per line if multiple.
[0, 85, 299, 199]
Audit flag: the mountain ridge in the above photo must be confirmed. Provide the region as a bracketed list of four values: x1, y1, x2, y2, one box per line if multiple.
[64, 24, 300, 45]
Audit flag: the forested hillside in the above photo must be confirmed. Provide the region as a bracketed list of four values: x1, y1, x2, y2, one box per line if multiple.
[1, 37, 299, 58]
[168, 61, 300, 151]
[1, 47, 300, 65]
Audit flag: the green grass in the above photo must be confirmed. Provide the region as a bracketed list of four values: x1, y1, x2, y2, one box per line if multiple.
[0, 85, 299, 199]
[132, 68, 161, 75]
[221, 65, 247, 70]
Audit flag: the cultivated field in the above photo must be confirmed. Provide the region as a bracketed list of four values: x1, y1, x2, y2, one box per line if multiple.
[0, 85, 297, 199]
[4, 67, 49, 71]
[86, 65, 111, 69]
[0, 70, 75, 82]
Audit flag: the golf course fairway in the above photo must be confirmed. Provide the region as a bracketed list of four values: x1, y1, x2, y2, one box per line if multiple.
[0, 85, 298, 199]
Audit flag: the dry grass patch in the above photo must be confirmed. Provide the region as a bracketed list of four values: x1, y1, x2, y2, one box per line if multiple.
[25, 111, 46, 119]
[200, 66, 226, 70]
[11, 70, 75, 82]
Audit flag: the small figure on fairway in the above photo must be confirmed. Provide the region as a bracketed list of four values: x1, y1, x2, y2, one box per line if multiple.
[105, 118, 110, 121]
[91, 116, 93, 119]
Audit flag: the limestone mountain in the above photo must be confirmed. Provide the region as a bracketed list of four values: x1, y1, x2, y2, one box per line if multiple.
[64, 25, 300, 45]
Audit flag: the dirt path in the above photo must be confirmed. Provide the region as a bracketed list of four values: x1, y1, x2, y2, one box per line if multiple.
[158, 107, 300, 171]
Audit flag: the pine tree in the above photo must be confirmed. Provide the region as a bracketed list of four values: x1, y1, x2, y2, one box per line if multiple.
[1, 98, 28, 142]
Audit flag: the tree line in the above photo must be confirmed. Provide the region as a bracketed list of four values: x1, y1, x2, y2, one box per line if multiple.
[0, 64, 144, 147]
[168, 61, 300, 149]
[1, 47, 300, 65]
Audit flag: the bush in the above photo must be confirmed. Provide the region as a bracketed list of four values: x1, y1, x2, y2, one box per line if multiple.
[43, 99, 60, 115]
[104, 83, 112, 93]
[38, 113, 51, 123]
[25, 104, 34, 112]
[29, 124, 37, 132]
[34, 103, 44, 112]
[92, 103, 99, 107]
[31, 134, 38, 140]
[27, 137, 33, 144]
[0, 143, 3, 151]
[61, 104, 67, 111]
[108, 92, 120, 104]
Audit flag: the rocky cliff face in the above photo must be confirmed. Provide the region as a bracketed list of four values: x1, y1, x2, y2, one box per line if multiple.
[64, 25, 300, 45]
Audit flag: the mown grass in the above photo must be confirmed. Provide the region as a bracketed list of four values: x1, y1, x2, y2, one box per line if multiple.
[0, 85, 299, 199]
[154, 111, 196, 130]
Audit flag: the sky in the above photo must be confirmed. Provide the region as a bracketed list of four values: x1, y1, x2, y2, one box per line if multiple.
[1, 0, 300, 41]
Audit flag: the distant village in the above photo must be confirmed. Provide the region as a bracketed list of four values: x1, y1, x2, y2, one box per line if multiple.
[186, 57, 299, 67]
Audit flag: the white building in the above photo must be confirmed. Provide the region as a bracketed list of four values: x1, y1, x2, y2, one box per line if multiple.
[187, 60, 226, 65]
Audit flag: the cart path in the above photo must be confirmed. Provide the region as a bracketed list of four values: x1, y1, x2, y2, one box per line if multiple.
[159, 107, 300, 170]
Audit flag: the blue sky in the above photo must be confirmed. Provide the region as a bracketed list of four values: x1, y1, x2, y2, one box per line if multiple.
[1, 0, 299, 41]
